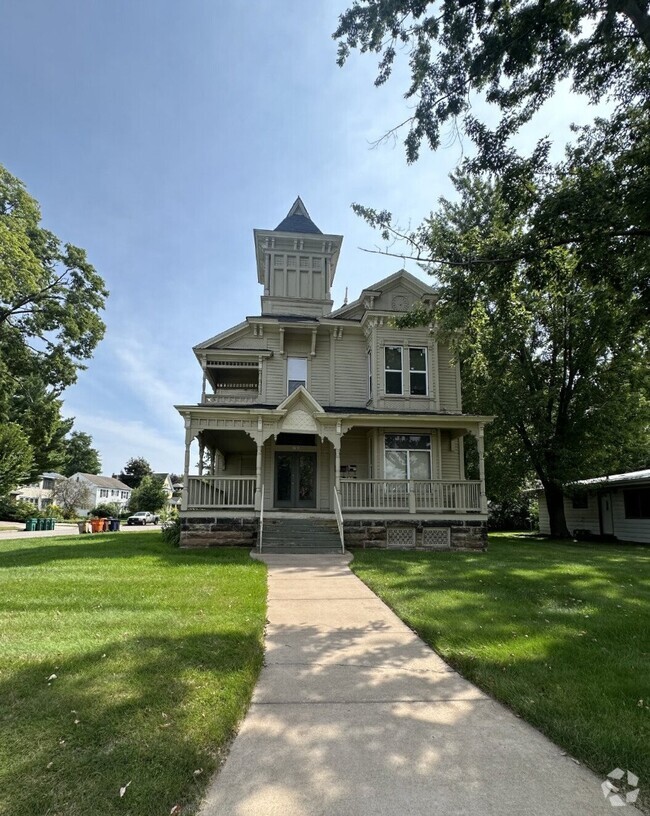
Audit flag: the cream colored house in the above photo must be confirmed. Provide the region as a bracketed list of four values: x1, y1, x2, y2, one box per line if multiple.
[176, 198, 492, 550]
[10, 473, 64, 510]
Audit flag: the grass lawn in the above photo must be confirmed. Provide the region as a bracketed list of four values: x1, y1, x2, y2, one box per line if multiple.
[350, 533, 650, 809]
[0, 532, 266, 816]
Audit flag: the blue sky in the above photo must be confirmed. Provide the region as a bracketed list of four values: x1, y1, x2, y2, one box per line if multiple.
[1, 1, 601, 476]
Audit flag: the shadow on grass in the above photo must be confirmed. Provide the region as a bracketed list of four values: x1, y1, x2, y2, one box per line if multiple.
[0, 630, 263, 816]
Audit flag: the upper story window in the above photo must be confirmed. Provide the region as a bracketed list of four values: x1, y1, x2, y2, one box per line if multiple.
[385, 347, 403, 394]
[99, 489, 109, 498]
[287, 357, 307, 395]
[384, 346, 428, 396]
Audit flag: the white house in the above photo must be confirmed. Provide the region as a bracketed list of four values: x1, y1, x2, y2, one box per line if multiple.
[10, 472, 65, 510]
[70, 473, 133, 515]
[538, 469, 650, 544]
[175, 198, 493, 551]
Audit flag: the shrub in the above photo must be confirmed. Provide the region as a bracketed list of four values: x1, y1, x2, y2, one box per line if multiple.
[161, 516, 180, 548]
[0, 496, 36, 522]
[92, 502, 121, 518]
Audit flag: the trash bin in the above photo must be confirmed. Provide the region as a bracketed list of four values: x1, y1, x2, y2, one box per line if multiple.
[35, 518, 44, 531]
[109, 518, 120, 532]
[77, 521, 86, 534]
[102, 518, 110, 532]
[90, 518, 103, 533]
[46, 518, 55, 531]
[25, 518, 37, 532]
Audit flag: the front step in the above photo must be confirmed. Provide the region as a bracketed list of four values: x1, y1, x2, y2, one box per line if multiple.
[260, 517, 342, 554]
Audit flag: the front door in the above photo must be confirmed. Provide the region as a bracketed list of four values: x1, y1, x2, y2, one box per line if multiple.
[600, 493, 614, 535]
[275, 453, 317, 508]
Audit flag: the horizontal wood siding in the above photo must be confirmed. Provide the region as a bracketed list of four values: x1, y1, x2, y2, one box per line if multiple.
[310, 332, 331, 405]
[612, 492, 650, 543]
[222, 454, 256, 476]
[440, 431, 461, 480]
[334, 333, 368, 407]
[341, 429, 370, 479]
[438, 344, 460, 411]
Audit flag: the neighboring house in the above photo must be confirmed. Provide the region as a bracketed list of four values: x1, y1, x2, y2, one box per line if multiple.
[70, 473, 133, 515]
[10, 472, 65, 510]
[152, 473, 177, 509]
[175, 198, 492, 550]
[537, 469, 650, 544]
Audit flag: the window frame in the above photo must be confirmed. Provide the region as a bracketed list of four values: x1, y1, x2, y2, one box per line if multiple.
[408, 346, 428, 396]
[384, 346, 403, 395]
[383, 434, 432, 480]
[286, 356, 308, 396]
[623, 487, 650, 519]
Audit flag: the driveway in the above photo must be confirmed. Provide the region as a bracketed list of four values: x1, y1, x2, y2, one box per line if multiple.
[198, 553, 637, 816]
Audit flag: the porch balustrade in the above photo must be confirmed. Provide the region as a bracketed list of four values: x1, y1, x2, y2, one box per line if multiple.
[202, 391, 259, 405]
[340, 479, 481, 513]
[187, 476, 256, 509]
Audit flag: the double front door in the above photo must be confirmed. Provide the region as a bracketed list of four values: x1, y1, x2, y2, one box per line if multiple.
[275, 452, 317, 508]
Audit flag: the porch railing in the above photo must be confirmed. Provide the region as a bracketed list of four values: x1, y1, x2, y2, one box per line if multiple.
[333, 488, 345, 553]
[340, 480, 481, 513]
[258, 485, 265, 553]
[187, 476, 256, 509]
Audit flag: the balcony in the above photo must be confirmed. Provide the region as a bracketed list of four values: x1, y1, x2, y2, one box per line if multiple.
[203, 387, 260, 406]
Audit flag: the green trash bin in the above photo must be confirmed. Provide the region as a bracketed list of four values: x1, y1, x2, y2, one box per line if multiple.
[35, 518, 44, 531]
[25, 518, 37, 532]
[47, 518, 55, 530]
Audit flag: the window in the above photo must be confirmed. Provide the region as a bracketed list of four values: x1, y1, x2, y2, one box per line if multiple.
[287, 357, 307, 395]
[384, 347, 402, 394]
[624, 487, 650, 519]
[384, 434, 431, 480]
[99, 488, 109, 498]
[121, 491, 129, 499]
[409, 347, 427, 395]
[571, 493, 588, 509]
[368, 350, 372, 398]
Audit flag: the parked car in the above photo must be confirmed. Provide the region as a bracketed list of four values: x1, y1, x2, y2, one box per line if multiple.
[126, 511, 160, 526]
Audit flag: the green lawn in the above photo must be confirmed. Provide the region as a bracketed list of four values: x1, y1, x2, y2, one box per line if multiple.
[0, 532, 266, 816]
[350, 533, 650, 809]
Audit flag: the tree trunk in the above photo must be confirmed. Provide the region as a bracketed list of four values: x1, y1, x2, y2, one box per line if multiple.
[544, 483, 571, 538]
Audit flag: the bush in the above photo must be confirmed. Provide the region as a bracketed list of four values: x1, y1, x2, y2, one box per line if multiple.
[488, 496, 537, 531]
[0, 496, 36, 522]
[92, 502, 121, 518]
[161, 516, 180, 548]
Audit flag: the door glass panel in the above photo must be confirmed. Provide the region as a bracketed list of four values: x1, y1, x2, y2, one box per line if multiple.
[276, 455, 292, 502]
[298, 455, 315, 503]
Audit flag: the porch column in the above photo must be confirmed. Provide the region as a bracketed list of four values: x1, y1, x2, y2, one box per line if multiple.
[477, 422, 488, 513]
[334, 439, 341, 495]
[254, 440, 263, 511]
[201, 370, 207, 403]
[198, 439, 205, 476]
[181, 426, 193, 511]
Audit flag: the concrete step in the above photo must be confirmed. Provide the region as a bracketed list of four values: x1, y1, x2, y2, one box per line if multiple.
[261, 517, 342, 554]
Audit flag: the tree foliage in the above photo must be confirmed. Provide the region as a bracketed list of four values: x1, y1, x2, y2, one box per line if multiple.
[62, 431, 101, 477]
[361, 128, 649, 535]
[51, 478, 93, 517]
[0, 423, 33, 496]
[334, 0, 650, 166]
[128, 475, 167, 514]
[117, 457, 153, 489]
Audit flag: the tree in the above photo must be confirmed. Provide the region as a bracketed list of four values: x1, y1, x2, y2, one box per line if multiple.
[0, 423, 33, 496]
[62, 431, 101, 477]
[370, 156, 649, 537]
[117, 457, 153, 489]
[334, 0, 650, 167]
[128, 475, 167, 514]
[0, 165, 107, 479]
[52, 478, 93, 518]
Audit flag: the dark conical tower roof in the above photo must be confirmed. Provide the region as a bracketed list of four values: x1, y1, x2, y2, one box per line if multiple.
[274, 196, 322, 235]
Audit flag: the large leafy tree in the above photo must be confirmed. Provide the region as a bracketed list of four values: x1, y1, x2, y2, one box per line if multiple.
[117, 457, 153, 489]
[0, 165, 107, 478]
[334, 0, 649, 166]
[62, 431, 101, 477]
[128, 475, 167, 514]
[0, 423, 33, 496]
[363, 130, 649, 535]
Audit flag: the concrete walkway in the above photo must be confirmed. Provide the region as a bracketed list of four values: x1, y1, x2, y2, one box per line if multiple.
[199, 553, 633, 816]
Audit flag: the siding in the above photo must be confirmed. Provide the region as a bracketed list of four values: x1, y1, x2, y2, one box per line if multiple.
[438, 345, 460, 411]
[611, 491, 650, 543]
[333, 332, 369, 407]
[340, 429, 370, 479]
[439, 431, 462, 480]
[310, 332, 331, 405]
[537, 490, 650, 543]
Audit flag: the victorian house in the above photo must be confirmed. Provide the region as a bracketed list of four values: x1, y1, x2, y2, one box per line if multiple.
[176, 199, 491, 551]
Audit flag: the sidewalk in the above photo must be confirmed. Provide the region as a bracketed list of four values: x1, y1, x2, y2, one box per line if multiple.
[198, 553, 632, 816]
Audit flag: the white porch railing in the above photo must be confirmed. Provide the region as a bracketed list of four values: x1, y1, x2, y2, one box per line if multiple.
[333, 488, 345, 553]
[203, 392, 259, 405]
[340, 480, 482, 513]
[258, 485, 265, 553]
[187, 476, 256, 509]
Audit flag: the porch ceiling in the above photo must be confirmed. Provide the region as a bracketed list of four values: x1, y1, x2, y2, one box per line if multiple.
[198, 428, 257, 453]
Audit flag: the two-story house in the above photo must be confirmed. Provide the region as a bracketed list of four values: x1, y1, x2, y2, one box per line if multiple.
[176, 198, 492, 550]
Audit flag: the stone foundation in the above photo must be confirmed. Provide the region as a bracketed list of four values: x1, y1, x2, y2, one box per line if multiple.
[180, 516, 259, 548]
[342, 519, 487, 551]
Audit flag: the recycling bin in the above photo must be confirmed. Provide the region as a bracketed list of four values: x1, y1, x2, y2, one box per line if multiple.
[25, 518, 37, 532]
[46, 518, 55, 531]
[109, 518, 120, 532]
[35, 518, 45, 531]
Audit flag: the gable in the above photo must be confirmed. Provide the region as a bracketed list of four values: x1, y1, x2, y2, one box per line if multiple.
[331, 269, 436, 318]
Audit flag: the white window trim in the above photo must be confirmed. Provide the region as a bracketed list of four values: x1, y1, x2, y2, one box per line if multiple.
[383, 433, 432, 480]
[408, 347, 428, 396]
[384, 346, 403, 396]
